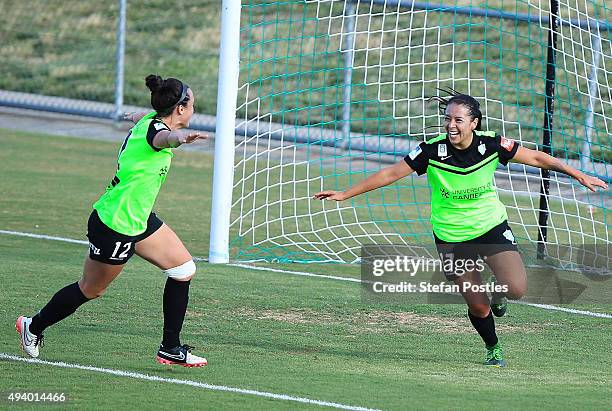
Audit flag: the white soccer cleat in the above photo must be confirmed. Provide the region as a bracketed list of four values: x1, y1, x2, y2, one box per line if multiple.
[16, 316, 44, 358]
[156, 344, 207, 367]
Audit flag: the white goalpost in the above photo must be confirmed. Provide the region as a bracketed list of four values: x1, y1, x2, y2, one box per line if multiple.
[209, 0, 242, 264]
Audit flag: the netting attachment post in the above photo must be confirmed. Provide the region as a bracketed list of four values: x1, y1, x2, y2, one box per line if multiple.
[537, 0, 560, 259]
[581, 26, 602, 173]
[209, 0, 241, 264]
[341, 1, 356, 147]
[113, 0, 127, 122]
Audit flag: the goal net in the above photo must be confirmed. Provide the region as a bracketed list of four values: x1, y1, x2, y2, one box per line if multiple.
[225, 0, 610, 266]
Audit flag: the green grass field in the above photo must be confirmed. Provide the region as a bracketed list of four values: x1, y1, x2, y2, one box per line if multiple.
[1, 129, 611, 409]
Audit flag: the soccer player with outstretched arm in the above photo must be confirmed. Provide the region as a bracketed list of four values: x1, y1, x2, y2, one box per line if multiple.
[314, 92, 607, 367]
[17, 75, 208, 367]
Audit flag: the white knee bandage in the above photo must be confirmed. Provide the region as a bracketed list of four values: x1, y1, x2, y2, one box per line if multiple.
[164, 260, 196, 280]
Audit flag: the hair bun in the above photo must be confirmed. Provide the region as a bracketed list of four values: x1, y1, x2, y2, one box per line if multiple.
[145, 74, 164, 92]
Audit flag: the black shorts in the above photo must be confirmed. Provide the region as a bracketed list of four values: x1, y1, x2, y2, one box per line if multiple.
[86, 210, 163, 265]
[434, 220, 518, 280]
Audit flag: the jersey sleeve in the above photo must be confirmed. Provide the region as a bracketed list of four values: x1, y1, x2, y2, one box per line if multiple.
[146, 120, 171, 152]
[403, 142, 429, 175]
[494, 134, 519, 165]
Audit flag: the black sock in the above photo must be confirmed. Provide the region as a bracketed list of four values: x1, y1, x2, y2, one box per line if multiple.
[29, 282, 90, 335]
[162, 278, 191, 348]
[468, 309, 498, 347]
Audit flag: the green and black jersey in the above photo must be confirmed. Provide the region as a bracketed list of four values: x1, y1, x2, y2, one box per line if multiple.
[93, 111, 174, 236]
[404, 130, 519, 242]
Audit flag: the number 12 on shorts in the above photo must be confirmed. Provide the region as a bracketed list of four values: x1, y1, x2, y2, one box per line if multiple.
[111, 242, 131, 259]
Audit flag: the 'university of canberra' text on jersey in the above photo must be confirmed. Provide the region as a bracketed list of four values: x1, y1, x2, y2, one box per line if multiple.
[404, 130, 519, 242]
[93, 112, 174, 236]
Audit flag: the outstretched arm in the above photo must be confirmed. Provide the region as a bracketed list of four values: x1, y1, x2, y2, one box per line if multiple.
[511, 146, 608, 192]
[152, 130, 208, 149]
[123, 111, 149, 124]
[314, 160, 415, 201]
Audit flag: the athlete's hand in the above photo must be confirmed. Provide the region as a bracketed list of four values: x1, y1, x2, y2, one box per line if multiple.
[181, 132, 208, 144]
[577, 173, 608, 192]
[313, 190, 348, 201]
[122, 111, 147, 123]
[122, 112, 137, 122]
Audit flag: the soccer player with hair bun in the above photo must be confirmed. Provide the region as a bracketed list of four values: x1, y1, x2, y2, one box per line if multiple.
[315, 90, 607, 367]
[17, 74, 208, 367]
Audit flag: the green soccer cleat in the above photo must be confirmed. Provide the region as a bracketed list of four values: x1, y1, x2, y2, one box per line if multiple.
[491, 300, 507, 317]
[485, 342, 506, 367]
[489, 276, 507, 317]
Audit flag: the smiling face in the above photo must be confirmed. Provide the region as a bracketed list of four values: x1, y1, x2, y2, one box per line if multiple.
[444, 103, 479, 148]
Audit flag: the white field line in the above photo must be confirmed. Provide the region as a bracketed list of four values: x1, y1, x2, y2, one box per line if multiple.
[228, 262, 361, 282]
[514, 301, 612, 318]
[0, 230, 88, 245]
[0, 353, 379, 411]
[1, 229, 611, 319]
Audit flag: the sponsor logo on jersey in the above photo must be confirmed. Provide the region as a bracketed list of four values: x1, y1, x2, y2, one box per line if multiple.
[408, 145, 422, 160]
[154, 122, 168, 131]
[500, 136, 515, 151]
[438, 182, 494, 201]
[438, 144, 447, 158]
[478, 143, 486, 155]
